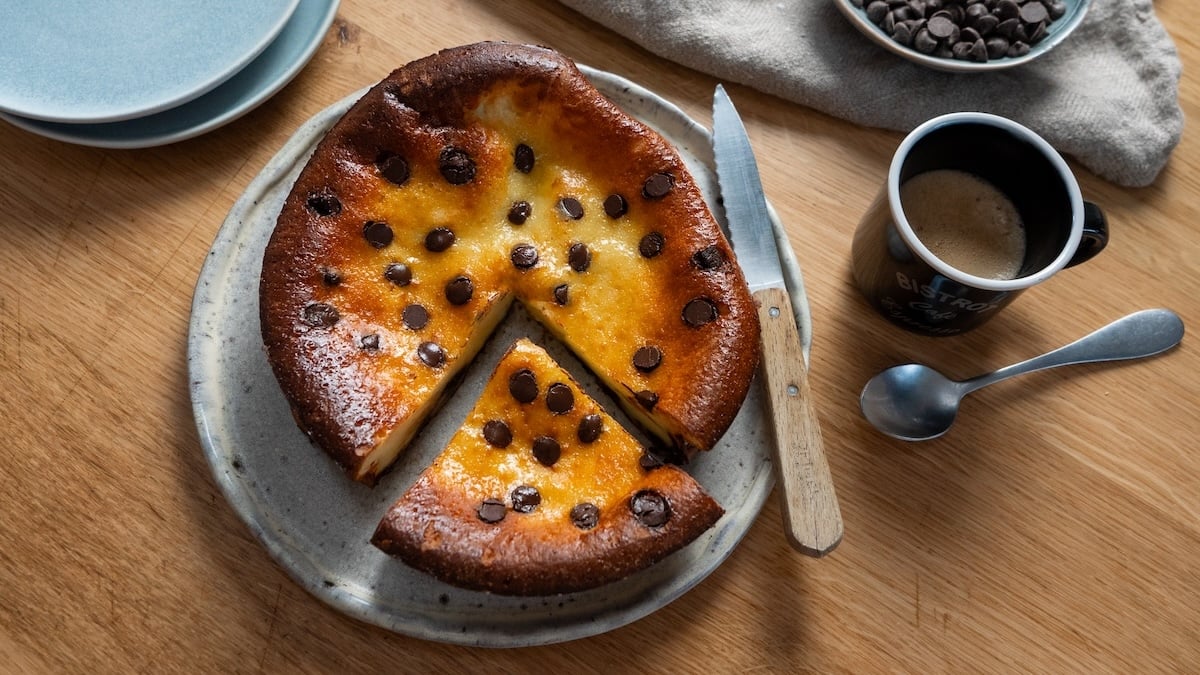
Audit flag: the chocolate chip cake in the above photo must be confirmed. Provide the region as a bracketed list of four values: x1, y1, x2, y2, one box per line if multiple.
[259, 42, 760, 484]
[371, 338, 724, 595]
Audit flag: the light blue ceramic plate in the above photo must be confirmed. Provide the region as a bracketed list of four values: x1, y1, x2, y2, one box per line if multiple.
[0, 0, 300, 123]
[0, 0, 339, 149]
[188, 67, 811, 647]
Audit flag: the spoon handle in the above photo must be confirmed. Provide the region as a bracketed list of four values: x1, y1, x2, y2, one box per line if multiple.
[961, 309, 1185, 394]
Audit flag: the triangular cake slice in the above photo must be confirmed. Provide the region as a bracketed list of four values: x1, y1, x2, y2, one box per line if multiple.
[259, 42, 760, 484]
[371, 338, 724, 596]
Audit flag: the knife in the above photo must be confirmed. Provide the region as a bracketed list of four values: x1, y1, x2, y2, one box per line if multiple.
[712, 85, 843, 557]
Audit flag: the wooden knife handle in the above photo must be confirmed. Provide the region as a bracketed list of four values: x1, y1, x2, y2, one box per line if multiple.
[754, 285, 843, 557]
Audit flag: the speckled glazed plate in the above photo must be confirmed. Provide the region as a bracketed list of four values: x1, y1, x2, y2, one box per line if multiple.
[0, 0, 299, 123]
[188, 66, 812, 647]
[0, 0, 339, 149]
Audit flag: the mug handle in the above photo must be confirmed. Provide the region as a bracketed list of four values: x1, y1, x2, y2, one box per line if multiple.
[1066, 201, 1108, 267]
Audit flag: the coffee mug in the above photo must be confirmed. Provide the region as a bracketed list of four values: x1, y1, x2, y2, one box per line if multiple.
[851, 112, 1108, 336]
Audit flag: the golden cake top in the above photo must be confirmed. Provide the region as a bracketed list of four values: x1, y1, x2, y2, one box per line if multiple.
[260, 42, 760, 483]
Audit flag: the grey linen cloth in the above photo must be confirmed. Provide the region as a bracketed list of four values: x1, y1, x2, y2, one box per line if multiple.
[557, 0, 1183, 187]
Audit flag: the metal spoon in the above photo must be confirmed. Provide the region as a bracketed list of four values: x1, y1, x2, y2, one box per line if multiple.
[860, 308, 1185, 441]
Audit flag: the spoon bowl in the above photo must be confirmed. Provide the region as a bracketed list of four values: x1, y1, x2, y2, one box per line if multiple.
[860, 309, 1185, 441]
[860, 364, 963, 441]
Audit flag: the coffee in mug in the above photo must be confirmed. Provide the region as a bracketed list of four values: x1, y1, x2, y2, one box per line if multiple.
[899, 169, 1025, 280]
[852, 112, 1108, 336]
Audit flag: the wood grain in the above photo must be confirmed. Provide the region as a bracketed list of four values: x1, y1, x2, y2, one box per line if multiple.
[755, 286, 844, 556]
[1, 0, 1198, 672]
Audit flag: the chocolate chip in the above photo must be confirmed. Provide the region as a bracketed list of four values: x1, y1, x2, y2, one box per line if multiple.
[424, 227, 455, 252]
[912, 25, 937, 52]
[509, 368, 538, 403]
[302, 302, 339, 327]
[545, 383, 574, 414]
[508, 200, 532, 225]
[866, 0, 888, 23]
[996, 17, 1020, 39]
[995, 0, 1020, 20]
[1007, 40, 1031, 57]
[965, 2, 989, 23]
[577, 414, 603, 443]
[532, 435, 561, 467]
[377, 153, 410, 186]
[439, 147, 476, 185]
[511, 485, 541, 513]
[604, 194, 628, 218]
[477, 498, 506, 524]
[510, 243, 538, 270]
[682, 297, 718, 326]
[417, 341, 446, 368]
[363, 220, 393, 249]
[642, 172, 674, 199]
[692, 245, 724, 270]
[306, 191, 341, 217]
[482, 420, 512, 448]
[635, 390, 659, 410]
[639, 451, 665, 470]
[559, 197, 584, 220]
[360, 333, 380, 351]
[514, 143, 535, 174]
[401, 303, 429, 330]
[973, 13, 999, 36]
[630, 490, 671, 527]
[444, 275, 473, 305]
[986, 36, 1010, 59]
[927, 13, 956, 39]
[321, 267, 342, 286]
[1027, 20, 1047, 43]
[639, 232, 665, 258]
[966, 37, 989, 61]
[570, 503, 600, 530]
[384, 262, 412, 286]
[633, 345, 663, 373]
[553, 283, 569, 306]
[568, 243, 592, 272]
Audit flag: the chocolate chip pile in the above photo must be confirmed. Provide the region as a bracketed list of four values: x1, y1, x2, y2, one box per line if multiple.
[852, 0, 1068, 63]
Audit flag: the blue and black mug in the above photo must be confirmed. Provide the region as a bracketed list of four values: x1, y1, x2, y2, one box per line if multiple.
[852, 112, 1108, 336]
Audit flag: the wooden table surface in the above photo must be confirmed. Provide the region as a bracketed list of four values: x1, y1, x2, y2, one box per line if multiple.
[2, 1, 1197, 672]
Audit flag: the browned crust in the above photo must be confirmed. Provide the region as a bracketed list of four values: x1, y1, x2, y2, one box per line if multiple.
[260, 42, 760, 481]
[371, 464, 724, 596]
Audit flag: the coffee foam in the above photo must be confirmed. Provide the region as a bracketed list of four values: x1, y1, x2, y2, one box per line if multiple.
[900, 169, 1026, 280]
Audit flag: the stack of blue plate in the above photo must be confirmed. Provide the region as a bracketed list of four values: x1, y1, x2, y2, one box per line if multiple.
[0, 0, 339, 148]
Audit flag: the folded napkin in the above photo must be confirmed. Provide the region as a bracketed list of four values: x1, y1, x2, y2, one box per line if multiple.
[557, 0, 1183, 187]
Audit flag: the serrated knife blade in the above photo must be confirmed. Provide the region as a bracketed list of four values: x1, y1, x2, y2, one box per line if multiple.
[712, 84, 843, 557]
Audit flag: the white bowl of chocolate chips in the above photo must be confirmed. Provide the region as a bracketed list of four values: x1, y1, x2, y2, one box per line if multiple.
[836, 0, 1090, 72]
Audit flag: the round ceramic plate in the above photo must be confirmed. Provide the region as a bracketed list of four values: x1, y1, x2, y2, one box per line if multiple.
[835, 0, 1090, 72]
[0, 0, 339, 149]
[0, 0, 300, 123]
[188, 66, 812, 647]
